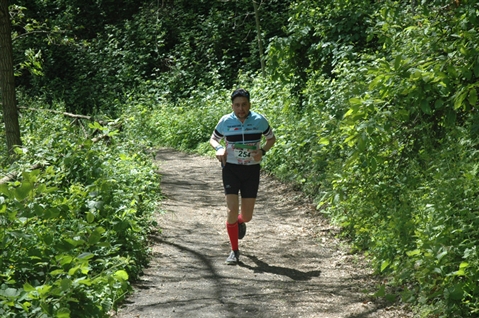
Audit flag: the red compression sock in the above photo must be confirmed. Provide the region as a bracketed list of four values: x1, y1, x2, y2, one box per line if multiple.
[238, 214, 245, 224]
[226, 221, 239, 251]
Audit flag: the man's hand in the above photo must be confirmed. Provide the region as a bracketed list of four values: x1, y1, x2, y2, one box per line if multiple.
[252, 149, 262, 162]
[216, 148, 227, 166]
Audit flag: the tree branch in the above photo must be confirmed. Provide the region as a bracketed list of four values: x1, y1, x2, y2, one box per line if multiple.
[0, 163, 43, 185]
[17, 106, 109, 125]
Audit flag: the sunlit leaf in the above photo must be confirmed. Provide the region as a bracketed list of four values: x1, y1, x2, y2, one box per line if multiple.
[114, 270, 129, 281]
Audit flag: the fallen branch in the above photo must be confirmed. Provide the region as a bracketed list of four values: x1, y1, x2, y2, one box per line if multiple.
[0, 163, 44, 185]
[17, 106, 109, 125]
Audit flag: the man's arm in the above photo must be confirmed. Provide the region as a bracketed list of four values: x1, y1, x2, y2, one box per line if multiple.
[210, 133, 227, 166]
[209, 133, 222, 149]
[262, 135, 276, 153]
[253, 135, 276, 162]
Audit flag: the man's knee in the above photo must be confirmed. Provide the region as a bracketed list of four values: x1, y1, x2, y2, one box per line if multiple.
[241, 214, 253, 222]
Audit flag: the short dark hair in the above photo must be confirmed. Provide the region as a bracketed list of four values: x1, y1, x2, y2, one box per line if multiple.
[231, 88, 250, 102]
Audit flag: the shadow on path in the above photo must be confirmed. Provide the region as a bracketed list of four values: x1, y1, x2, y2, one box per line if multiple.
[239, 253, 321, 281]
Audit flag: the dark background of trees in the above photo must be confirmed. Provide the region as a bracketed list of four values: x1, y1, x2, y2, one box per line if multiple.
[11, 0, 292, 114]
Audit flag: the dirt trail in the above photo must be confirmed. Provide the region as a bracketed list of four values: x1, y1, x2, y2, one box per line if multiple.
[114, 148, 412, 318]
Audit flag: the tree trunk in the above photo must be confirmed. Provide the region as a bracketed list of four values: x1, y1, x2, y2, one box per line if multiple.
[0, 0, 22, 158]
[253, 0, 266, 78]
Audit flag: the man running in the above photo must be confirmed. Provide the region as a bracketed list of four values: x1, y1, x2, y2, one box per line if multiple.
[209, 88, 276, 265]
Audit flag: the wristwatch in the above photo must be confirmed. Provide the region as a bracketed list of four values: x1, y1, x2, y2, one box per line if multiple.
[260, 148, 266, 155]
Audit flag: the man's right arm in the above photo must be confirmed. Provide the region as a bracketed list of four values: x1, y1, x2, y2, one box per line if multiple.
[210, 131, 227, 166]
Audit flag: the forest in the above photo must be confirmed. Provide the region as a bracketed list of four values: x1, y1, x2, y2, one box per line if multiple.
[1, 0, 478, 317]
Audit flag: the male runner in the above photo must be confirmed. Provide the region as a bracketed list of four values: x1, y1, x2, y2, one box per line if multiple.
[209, 88, 276, 265]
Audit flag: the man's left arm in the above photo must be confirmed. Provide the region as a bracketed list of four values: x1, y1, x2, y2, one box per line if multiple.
[252, 121, 276, 161]
[261, 135, 276, 153]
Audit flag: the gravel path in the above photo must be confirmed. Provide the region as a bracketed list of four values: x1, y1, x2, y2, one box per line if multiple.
[113, 148, 413, 318]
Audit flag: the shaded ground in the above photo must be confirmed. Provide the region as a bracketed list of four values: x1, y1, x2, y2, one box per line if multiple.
[113, 148, 413, 318]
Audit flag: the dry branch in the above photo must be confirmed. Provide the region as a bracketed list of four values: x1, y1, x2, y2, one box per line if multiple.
[18, 106, 109, 125]
[0, 163, 44, 185]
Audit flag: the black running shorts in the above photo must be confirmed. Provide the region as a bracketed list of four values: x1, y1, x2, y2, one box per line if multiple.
[222, 163, 261, 198]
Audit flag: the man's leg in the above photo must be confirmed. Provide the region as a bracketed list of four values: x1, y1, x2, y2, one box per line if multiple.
[226, 194, 240, 224]
[226, 194, 240, 251]
[239, 198, 256, 222]
[237, 164, 260, 239]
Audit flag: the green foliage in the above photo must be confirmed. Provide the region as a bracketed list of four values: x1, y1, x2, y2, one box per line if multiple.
[0, 102, 161, 317]
[120, 1, 479, 316]
[5, 0, 479, 316]
[10, 0, 151, 114]
[121, 82, 229, 152]
[10, 0, 294, 114]
[267, 0, 378, 107]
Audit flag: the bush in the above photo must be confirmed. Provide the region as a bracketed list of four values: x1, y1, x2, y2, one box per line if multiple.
[0, 104, 161, 317]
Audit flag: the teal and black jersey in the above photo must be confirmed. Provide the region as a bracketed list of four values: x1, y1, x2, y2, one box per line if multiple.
[211, 111, 274, 165]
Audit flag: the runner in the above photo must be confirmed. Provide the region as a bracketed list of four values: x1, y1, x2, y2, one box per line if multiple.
[209, 88, 276, 265]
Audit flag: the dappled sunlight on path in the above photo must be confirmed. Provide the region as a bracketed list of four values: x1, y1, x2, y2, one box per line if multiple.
[113, 148, 412, 318]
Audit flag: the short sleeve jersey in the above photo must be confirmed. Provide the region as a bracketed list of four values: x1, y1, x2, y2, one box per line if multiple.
[212, 111, 274, 165]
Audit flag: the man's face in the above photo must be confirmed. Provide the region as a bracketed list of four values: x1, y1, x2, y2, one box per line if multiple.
[231, 96, 250, 120]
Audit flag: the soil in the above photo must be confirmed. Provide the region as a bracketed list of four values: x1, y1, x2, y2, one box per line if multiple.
[113, 148, 414, 318]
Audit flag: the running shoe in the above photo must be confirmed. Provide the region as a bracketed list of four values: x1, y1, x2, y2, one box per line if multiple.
[225, 250, 240, 265]
[238, 221, 247, 240]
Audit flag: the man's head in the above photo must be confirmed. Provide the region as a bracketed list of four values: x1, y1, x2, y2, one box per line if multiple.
[230, 88, 251, 121]
[231, 88, 250, 103]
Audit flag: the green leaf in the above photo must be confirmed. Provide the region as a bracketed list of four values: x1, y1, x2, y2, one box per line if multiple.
[113, 270, 129, 281]
[0, 183, 11, 197]
[86, 212, 95, 223]
[61, 278, 72, 291]
[474, 57, 479, 77]
[68, 266, 80, 276]
[318, 137, 330, 145]
[88, 231, 102, 245]
[454, 88, 468, 110]
[77, 252, 94, 260]
[50, 269, 65, 276]
[14, 181, 34, 201]
[23, 283, 35, 292]
[380, 260, 390, 272]
[56, 255, 74, 266]
[436, 250, 448, 261]
[348, 97, 362, 106]
[468, 88, 477, 107]
[88, 122, 103, 130]
[80, 264, 90, 275]
[394, 55, 401, 70]
[74, 277, 92, 286]
[459, 262, 469, 269]
[420, 100, 431, 114]
[2, 288, 19, 298]
[374, 285, 386, 297]
[56, 307, 71, 318]
[455, 269, 466, 276]
[37, 285, 52, 297]
[406, 249, 421, 257]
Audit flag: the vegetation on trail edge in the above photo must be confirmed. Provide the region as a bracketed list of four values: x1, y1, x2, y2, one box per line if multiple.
[1, 0, 479, 317]
[1, 107, 161, 317]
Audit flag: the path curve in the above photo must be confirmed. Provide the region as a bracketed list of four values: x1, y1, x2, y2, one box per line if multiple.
[114, 148, 411, 318]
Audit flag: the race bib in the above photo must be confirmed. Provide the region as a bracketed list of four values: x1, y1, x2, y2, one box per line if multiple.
[233, 143, 257, 160]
